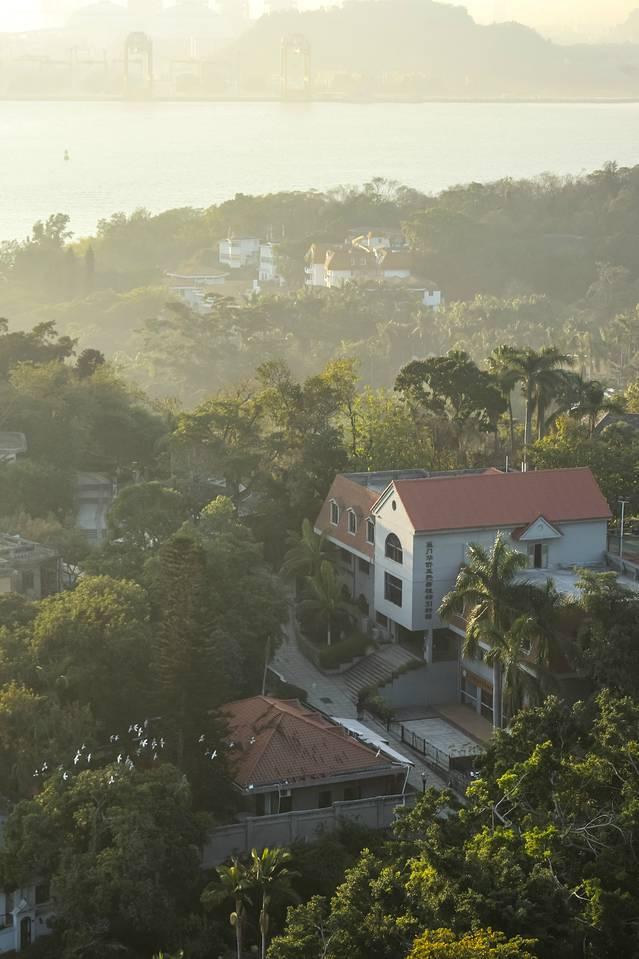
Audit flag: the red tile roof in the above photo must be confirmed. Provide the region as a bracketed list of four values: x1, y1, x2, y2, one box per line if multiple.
[315, 474, 378, 559]
[326, 248, 377, 272]
[223, 697, 393, 789]
[385, 468, 611, 533]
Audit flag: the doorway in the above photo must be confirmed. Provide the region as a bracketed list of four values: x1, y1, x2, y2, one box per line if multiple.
[20, 917, 32, 951]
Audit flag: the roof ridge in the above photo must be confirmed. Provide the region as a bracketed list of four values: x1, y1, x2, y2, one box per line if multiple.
[393, 466, 593, 487]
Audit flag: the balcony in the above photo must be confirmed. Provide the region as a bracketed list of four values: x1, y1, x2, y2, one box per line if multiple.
[447, 613, 468, 636]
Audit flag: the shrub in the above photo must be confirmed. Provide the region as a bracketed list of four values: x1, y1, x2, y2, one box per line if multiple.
[318, 632, 370, 670]
[358, 687, 394, 724]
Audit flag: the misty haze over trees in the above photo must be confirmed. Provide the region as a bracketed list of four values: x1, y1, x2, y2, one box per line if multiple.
[5, 3, 639, 955]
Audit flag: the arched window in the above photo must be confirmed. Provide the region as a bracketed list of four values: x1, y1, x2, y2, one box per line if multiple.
[385, 533, 403, 564]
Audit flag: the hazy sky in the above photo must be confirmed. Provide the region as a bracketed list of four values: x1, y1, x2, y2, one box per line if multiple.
[0, 0, 638, 35]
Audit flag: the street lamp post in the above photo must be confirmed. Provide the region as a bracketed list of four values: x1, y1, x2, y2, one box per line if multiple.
[421, 771, 427, 794]
[619, 498, 630, 560]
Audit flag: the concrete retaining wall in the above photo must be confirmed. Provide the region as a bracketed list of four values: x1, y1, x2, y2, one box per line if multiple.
[202, 794, 412, 867]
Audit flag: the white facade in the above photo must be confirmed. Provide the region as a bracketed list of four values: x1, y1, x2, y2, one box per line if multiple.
[0, 884, 53, 954]
[166, 272, 228, 312]
[372, 484, 609, 638]
[305, 262, 326, 287]
[423, 289, 442, 308]
[0, 433, 27, 465]
[325, 268, 354, 288]
[380, 266, 411, 280]
[219, 237, 260, 269]
[258, 243, 283, 285]
[75, 472, 117, 545]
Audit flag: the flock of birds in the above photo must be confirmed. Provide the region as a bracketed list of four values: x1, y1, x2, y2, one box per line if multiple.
[31, 718, 242, 788]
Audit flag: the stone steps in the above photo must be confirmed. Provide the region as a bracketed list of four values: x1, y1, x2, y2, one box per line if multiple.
[340, 644, 421, 699]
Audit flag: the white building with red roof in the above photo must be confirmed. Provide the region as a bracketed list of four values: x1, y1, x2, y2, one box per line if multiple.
[316, 467, 613, 725]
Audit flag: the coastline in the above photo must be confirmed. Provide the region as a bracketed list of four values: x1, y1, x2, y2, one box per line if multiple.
[1, 95, 639, 105]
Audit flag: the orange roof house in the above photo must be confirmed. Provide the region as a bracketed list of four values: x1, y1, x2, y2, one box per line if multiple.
[222, 697, 404, 814]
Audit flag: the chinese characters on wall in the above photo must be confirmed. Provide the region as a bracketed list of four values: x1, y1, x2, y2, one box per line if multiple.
[424, 540, 434, 621]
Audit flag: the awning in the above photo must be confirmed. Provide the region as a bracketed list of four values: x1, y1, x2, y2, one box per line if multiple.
[331, 717, 415, 767]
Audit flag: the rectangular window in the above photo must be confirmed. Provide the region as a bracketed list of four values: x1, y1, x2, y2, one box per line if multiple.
[348, 510, 357, 535]
[366, 519, 375, 544]
[255, 793, 266, 817]
[279, 794, 293, 814]
[376, 611, 388, 628]
[358, 558, 370, 575]
[384, 572, 403, 607]
[330, 501, 339, 525]
[35, 883, 50, 906]
[480, 687, 494, 722]
[318, 790, 332, 809]
[339, 548, 353, 568]
[343, 785, 362, 802]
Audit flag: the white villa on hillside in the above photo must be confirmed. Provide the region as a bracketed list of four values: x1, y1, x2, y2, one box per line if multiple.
[315, 467, 612, 725]
[218, 236, 260, 269]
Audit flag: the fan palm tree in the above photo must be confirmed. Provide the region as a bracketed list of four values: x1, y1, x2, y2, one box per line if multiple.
[201, 858, 253, 959]
[439, 537, 528, 728]
[280, 518, 332, 581]
[250, 847, 299, 959]
[299, 560, 355, 646]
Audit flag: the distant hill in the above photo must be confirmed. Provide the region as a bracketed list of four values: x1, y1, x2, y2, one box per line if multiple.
[616, 8, 639, 42]
[226, 0, 639, 98]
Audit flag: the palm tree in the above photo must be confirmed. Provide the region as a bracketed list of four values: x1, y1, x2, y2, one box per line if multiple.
[546, 373, 626, 436]
[508, 347, 573, 448]
[487, 345, 524, 459]
[439, 537, 528, 728]
[280, 519, 332, 581]
[250, 847, 299, 959]
[299, 560, 355, 646]
[488, 614, 545, 723]
[201, 858, 253, 959]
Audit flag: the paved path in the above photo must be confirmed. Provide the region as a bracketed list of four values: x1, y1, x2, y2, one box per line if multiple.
[272, 612, 446, 793]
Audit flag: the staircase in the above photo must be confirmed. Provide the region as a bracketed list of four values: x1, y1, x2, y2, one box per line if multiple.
[340, 644, 422, 700]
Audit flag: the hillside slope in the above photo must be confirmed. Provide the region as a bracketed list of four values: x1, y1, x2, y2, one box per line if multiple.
[227, 0, 639, 98]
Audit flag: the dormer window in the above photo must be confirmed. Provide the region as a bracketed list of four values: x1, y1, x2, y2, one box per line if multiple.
[385, 533, 403, 565]
[330, 500, 339, 526]
[347, 509, 357, 535]
[366, 518, 375, 544]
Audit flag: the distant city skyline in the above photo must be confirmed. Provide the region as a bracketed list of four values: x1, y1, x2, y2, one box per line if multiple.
[1, 0, 638, 36]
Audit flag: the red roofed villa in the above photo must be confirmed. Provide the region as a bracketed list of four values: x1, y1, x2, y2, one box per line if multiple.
[315, 467, 614, 727]
[223, 696, 407, 816]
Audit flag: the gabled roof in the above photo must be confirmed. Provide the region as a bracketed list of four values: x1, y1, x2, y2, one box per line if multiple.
[594, 412, 639, 434]
[223, 697, 394, 790]
[512, 516, 563, 541]
[325, 248, 377, 272]
[315, 474, 379, 559]
[379, 468, 611, 533]
[305, 243, 333, 265]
